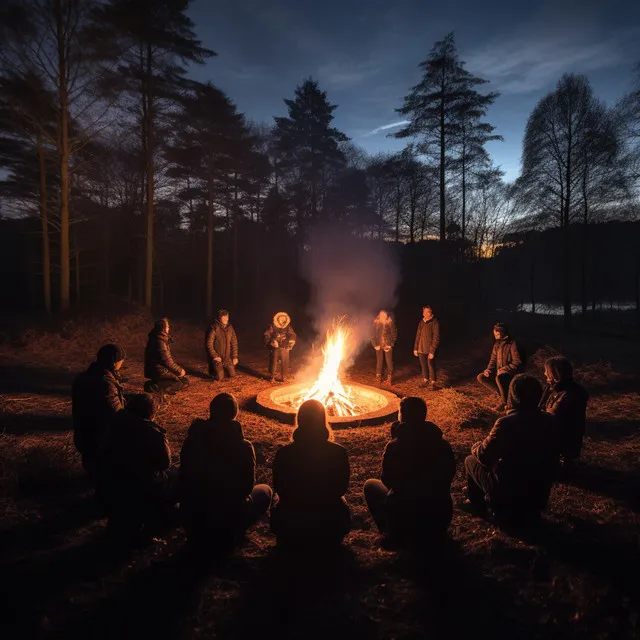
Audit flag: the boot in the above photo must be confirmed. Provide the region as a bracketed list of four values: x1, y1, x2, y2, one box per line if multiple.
[385, 375, 392, 386]
[375, 373, 382, 385]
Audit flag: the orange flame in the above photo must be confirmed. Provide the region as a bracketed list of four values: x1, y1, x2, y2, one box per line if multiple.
[300, 319, 357, 417]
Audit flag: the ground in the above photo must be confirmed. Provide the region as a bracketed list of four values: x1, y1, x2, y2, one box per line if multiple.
[0, 312, 639, 639]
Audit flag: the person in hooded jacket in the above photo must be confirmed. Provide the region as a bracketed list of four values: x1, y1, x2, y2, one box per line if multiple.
[100, 393, 176, 528]
[413, 305, 440, 389]
[371, 310, 398, 385]
[179, 393, 272, 547]
[264, 312, 297, 383]
[364, 396, 455, 543]
[205, 309, 239, 381]
[465, 374, 560, 522]
[271, 399, 351, 548]
[72, 343, 126, 480]
[144, 317, 189, 394]
[476, 322, 523, 411]
[540, 356, 589, 465]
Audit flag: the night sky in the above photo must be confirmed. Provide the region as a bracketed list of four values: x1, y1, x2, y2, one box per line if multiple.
[187, 0, 640, 182]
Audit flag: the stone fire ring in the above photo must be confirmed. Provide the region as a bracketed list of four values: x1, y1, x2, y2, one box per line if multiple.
[255, 381, 400, 427]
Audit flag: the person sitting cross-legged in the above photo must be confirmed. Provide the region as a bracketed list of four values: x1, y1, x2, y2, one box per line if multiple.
[464, 374, 560, 525]
[99, 393, 178, 537]
[271, 399, 351, 549]
[179, 393, 272, 549]
[364, 396, 456, 545]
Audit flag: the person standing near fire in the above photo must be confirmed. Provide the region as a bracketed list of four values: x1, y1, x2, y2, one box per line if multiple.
[205, 309, 239, 381]
[371, 310, 398, 385]
[413, 305, 440, 389]
[264, 312, 297, 383]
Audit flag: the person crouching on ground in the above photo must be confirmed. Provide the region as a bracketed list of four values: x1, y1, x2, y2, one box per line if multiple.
[540, 356, 589, 469]
[99, 393, 178, 537]
[464, 374, 560, 524]
[264, 312, 297, 383]
[371, 309, 398, 386]
[144, 317, 189, 394]
[72, 343, 127, 483]
[476, 322, 522, 411]
[179, 393, 272, 550]
[271, 399, 351, 548]
[205, 309, 239, 381]
[413, 305, 440, 389]
[364, 396, 455, 545]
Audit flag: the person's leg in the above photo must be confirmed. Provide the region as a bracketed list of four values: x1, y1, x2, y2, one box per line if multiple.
[385, 350, 393, 382]
[212, 361, 225, 382]
[155, 377, 182, 394]
[476, 372, 500, 397]
[418, 354, 429, 381]
[464, 455, 496, 506]
[364, 478, 390, 533]
[280, 349, 290, 380]
[225, 361, 236, 379]
[375, 349, 383, 380]
[246, 484, 273, 526]
[427, 356, 437, 384]
[496, 374, 513, 405]
[268, 350, 277, 379]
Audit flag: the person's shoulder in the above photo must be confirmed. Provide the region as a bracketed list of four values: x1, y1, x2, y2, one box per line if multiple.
[328, 440, 348, 456]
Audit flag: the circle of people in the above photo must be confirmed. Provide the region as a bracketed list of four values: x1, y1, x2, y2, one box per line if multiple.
[71, 308, 588, 547]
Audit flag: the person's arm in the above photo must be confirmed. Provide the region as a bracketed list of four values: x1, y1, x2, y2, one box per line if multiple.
[431, 319, 440, 354]
[264, 326, 273, 347]
[486, 343, 498, 374]
[149, 428, 171, 471]
[473, 418, 509, 466]
[414, 323, 421, 353]
[381, 442, 399, 490]
[240, 442, 257, 497]
[287, 326, 296, 348]
[231, 327, 239, 360]
[104, 378, 125, 414]
[389, 321, 398, 348]
[160, 338, 184, 376]
[501, 340, 522, 374]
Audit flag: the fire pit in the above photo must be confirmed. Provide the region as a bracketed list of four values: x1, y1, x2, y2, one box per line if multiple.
[256, 381, 400, 426]
[255, 318, 400, 426]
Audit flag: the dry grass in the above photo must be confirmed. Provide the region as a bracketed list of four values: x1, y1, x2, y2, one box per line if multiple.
[0, 313, 639, 639]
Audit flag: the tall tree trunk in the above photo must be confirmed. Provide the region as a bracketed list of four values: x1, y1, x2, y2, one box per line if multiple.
[37, 134, 51, 315]
[55, 0, 70, 311]
[439, 91, 446, 243]
[206, 165, 214, 318]
[562, 141, 573, 329]
[232, 172, 239, 311]
[461, 149, 467, 243]
[143, 43, 154, 309]
[581, 168, 589, 315]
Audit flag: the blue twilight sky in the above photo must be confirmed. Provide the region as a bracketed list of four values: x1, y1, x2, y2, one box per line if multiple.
[187, 0, 640, 183]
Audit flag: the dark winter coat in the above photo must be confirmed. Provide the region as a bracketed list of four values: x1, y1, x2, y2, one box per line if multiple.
[205, 320, 239, 364]
[99, 410, 171, 502]
[471, 409, 559, 509]
[144, 327, 183, 380]
[271, 439, 350, 539]
[371, 320, 398, 350]
[384, 420, 456, 517]
[72, 362, 125, 458]
[264, 324, 297, 350]
[179, 418, 256, 520]
[414, 318, 440, 355]
[541, 380, 589, 459]
[486, 337, 522, 375]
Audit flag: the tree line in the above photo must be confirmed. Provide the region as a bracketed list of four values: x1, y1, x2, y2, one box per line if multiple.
[1, 2, 639, 327]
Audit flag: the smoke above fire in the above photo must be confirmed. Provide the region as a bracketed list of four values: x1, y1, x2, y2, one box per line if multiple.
[300, 224, 400, 366]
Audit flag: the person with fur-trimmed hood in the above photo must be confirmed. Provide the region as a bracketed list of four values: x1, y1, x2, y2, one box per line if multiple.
[72, 343, 126, 480]
[540, 356, 589, 465]
[205, 309, 239, 381]
[372, 310, 398, 385]
[144, 317, 189, 395]
[464, 374, 560, 523]
[179, 393, 272, 548]
[476, 322, 523, 411]
[264, 312, 297, 383]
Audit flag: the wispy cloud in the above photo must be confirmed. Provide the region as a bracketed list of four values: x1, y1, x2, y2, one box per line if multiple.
[467, 28, 635, 94]
[317, 59, 383, 89]
[362, 120, 410, 137]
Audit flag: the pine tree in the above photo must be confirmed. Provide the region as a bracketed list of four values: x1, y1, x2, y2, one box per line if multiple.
[395, 32, 499, 243]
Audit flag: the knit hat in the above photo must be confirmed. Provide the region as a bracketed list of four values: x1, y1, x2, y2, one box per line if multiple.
[273, 312, 290, 328]
[96, 343, 126, 368]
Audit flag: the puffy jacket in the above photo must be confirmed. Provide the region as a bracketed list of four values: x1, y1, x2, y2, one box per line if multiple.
[144, 328, 183, 380]
[486, 337, 522, 375]
[371, 320, 398, 350]
[264, 324, 297, 350]
[205, 321, 239, 363]
[414, 318, 440, 355]
[541, 380, 589, 458]
[72, 362, 125, 457]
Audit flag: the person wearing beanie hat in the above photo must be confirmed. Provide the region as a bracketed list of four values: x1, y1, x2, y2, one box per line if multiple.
[144, 317, 189, 394]
[464, 374, 560, 523]
[476, 322, 523, 411]
[179, 392, 272, 549]
[72, 343, 127, 482]
[263, 312, 297, 383]
[205, 310, 239, 381]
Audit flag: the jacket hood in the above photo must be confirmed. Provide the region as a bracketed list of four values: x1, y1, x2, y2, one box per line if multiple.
[392, 420, 444, 443]
[214, 319, 231, 330]
[188, 417, 244, 442]
[149, 327, 169, 341]
[273, 312, 290, 328]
